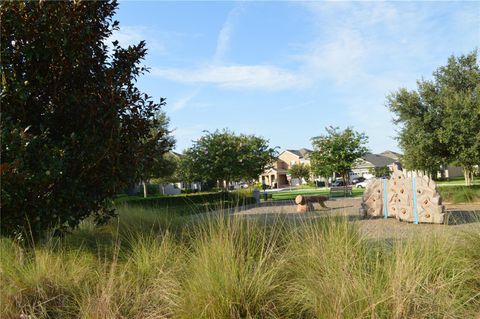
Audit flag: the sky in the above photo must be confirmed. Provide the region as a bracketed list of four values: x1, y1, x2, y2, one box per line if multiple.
[112, 1, 479, 154]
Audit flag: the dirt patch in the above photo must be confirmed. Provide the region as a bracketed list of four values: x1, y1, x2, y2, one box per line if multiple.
[233, 198, 480, 239]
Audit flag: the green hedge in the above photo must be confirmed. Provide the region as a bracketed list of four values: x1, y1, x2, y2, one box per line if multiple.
[114, 192, 256, 208]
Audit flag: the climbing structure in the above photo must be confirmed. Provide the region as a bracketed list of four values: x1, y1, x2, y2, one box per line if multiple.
[360, 166, 445, 224]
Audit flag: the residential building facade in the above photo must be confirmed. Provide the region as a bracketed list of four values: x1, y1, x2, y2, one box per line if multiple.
[259, 148, 312, 187]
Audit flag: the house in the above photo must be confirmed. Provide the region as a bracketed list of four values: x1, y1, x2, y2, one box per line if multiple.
[259, 148, 313, 187]
[353, 150, 464, 180]
[351, 152, 399, 178]
[436, 166, 463, 179]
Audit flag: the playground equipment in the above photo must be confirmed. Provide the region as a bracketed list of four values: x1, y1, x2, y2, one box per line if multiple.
[360, 166, 445, 224]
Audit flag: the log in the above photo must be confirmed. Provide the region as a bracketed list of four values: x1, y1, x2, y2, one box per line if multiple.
[295, 195, 329, 213]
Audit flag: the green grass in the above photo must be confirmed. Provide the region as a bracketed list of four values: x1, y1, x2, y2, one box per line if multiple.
[436, 176, 479, 186]
[270, 187, 364, 200]
[439, 185, 480, 203]
[114, 191, 256, 214]
[1, 204, 479, 318]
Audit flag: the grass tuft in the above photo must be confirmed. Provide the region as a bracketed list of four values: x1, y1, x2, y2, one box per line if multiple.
[1, 206, 479, 318]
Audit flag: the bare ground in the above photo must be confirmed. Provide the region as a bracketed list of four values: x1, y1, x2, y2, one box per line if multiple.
[232, 198, 480, 239]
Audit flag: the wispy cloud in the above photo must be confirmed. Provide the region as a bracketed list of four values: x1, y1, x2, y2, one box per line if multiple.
[299, 29, 369, 85]
[152, 64, 304, 90]
[213, 5, 244, 63]
[171, 90, 200, 112]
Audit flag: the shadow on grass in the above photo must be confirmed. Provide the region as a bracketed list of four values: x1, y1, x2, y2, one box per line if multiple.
[445, 210, 480, 225]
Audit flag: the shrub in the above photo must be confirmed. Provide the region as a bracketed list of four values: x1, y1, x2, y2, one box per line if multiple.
[114, 192, 256, 209]
[1, 1, 174, 238]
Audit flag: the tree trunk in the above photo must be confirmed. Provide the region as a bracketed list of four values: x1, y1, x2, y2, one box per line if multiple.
[464, 168, 472, 186]
[143, 181, 147, 198]
[439, 164, 446, 180]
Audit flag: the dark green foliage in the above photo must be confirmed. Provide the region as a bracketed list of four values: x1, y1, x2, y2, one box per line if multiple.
[310, 127, 369, 184]
[182, 129, 277, 189]
[387, 51, 480, 185]
[368, 166, 391, 178]
[0, 1, 174, 238]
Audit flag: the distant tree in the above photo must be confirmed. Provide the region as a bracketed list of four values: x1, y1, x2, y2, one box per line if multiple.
[310, 127, 369, 185]
[137, 114, 176, 198]
[183, 129, 277, 190]
[368, 166, 390, 178]
[0, 1, 174, 238]
[387, 50, 480, 185]
[288, 163, 311, 184]
[147, 152, 179, 197]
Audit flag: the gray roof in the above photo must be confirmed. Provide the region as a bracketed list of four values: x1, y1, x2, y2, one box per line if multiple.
[286, 148, 313, 159]
[380, 150, 402, 160]
[362, 153, 397, 167]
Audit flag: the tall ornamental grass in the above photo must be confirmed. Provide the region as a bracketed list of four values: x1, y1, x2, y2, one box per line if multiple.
[1, 206, 479, 318]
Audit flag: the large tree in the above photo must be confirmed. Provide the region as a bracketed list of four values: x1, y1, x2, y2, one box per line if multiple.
[310, 127, 369, 185]
[0, 1, 174, 238]
[387, 51, 480, 185]
[183, 129, 277, 189]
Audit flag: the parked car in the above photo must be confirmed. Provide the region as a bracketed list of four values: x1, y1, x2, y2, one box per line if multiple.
[351, 176, 366, 185]
[331, 180, 347, 187]
[356, 178, 373, 188]
[233, 182, 249, 190]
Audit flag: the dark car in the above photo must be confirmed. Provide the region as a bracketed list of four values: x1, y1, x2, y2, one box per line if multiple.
[351, 177, 366, 185]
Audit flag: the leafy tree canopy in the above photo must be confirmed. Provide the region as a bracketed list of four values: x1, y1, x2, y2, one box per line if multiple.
[387, 50, 480, 185]
[368, 166, 390, 178]
[182, 129, 277, 189]
[310, 127, 369, 183]
[288, 163, 311, 184]
[0, 0, 174, 238]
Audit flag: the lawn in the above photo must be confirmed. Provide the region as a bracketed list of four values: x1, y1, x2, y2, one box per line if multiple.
[436, 176, 480, 186]
[1, 203, 479, 318]
[270, 187, 365, 201]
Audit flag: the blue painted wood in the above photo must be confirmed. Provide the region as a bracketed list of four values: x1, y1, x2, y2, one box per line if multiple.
[412, 176, 419, 224]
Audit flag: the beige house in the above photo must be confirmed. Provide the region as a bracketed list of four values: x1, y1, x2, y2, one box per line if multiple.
[259, 148, 312, 188]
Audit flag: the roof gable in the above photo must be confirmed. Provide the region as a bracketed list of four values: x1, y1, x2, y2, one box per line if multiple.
[284, 148, 312, 159]
[362, 153, 397, 167]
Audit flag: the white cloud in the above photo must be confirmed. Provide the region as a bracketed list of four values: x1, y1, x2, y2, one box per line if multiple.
[300, 29, 369, 84]
[214, 5, 244, 63]
[152, 64, 304, 90]
[171, 90, 200, 111]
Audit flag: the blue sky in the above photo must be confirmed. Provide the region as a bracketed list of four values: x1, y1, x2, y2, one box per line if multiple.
[113, 1, 479, 153]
